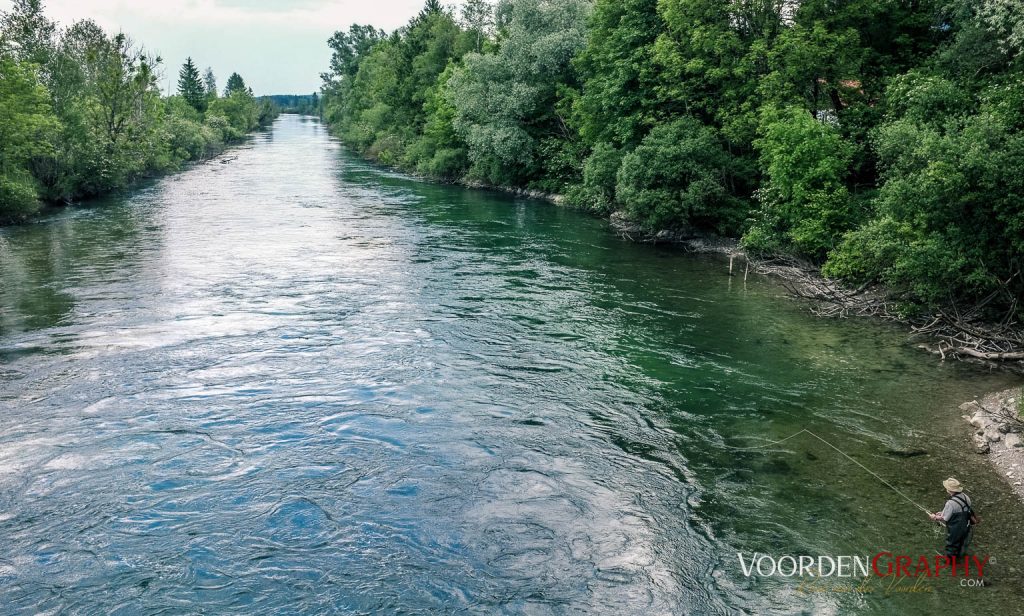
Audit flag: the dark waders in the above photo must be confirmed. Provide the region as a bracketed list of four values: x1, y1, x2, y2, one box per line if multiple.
[945, 493, 974, 558]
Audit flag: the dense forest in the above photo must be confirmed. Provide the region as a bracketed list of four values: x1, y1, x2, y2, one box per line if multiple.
[320, 0, 1024, 321]
[265, 94, 321, 115]
[0, 0, 277, 224]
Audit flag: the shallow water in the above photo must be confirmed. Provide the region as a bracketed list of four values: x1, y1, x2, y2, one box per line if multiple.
[1, 115, 1022, 614]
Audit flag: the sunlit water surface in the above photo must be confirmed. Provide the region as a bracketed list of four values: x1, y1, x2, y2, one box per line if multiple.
[1, 115, 1022, 614]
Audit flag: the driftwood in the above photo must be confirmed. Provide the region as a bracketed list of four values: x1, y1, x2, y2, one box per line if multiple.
[606, 214, 1024, 370]
[909, 273, 1024, 367]
[748, 255, 1024, 370]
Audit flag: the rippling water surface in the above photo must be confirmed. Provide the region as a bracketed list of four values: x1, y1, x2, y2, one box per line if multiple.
[1, 115, 1023, 614]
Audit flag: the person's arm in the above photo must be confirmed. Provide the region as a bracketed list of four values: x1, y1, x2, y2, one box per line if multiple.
[928, 501, 954, 521]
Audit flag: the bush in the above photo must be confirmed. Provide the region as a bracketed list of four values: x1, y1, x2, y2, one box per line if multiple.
[0, 170, 43, 222]
[419, 147, 468, 179]
[614, 117, 742, 233]
[743, 106, 858, 260]
[565, 142, 622, 214]
[825, 105, 1024, 312]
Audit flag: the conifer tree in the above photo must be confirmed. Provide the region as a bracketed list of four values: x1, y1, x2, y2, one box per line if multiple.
[177, 57, 205, 111]
[224, 72, 247, 97]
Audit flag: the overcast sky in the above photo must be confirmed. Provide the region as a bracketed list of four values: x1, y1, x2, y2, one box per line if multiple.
[24, 0, 444, 95]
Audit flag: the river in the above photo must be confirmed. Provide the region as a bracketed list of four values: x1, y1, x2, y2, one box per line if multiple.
[1, 114, 1022, 614]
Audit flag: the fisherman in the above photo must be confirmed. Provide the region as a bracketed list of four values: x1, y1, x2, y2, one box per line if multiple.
[928, 477, 976, 557]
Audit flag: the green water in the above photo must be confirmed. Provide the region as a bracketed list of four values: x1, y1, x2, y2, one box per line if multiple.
[0, 115, 1020, 614]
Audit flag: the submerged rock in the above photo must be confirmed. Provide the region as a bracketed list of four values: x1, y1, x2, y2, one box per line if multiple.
[884, 448, 928, 458]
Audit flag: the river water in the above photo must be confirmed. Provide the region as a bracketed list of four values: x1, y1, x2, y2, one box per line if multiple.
[1, 115, 1022, 614]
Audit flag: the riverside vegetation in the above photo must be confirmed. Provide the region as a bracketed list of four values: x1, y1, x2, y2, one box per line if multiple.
[319, 0, 1024, 356]
[0, 0, 277, 224]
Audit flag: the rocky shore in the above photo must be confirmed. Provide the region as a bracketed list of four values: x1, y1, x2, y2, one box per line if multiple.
[961, 388, 1024, 501]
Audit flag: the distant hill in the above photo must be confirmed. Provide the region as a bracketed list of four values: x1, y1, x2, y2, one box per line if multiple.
[261, 94, 320, 115]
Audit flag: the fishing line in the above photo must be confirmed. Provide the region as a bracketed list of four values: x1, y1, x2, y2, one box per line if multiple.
[727, 428, 935, 516]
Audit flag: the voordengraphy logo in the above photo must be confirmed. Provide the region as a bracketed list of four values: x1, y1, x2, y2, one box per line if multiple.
[737, 552, 990, 579]
[737, 551, 991, 594]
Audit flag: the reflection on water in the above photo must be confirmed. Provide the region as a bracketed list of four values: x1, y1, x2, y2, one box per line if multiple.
[0, 115, 1021, 614]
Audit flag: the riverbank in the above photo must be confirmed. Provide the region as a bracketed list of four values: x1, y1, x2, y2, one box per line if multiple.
[961, 388, 1024, 502]
[606, 212, 1024, 375]
[331, 131, 1024, 375]
[1, 126, 273, 228]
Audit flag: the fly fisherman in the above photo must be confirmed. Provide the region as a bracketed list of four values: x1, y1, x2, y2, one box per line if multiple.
[928, 477, 976, 557]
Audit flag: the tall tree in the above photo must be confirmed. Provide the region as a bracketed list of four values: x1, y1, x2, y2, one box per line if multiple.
[446, 0, 591, 187]
[460, 0, 493, 52]
[203, 66, 217, 97]
[178, 56, 205, 111]
[0, 54, 57, 220]
[224, 72, 247, 96]
[0, 0, 55, 66]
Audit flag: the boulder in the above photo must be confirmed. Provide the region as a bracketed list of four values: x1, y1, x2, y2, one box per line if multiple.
[985, 427, 1003, 443]
[973, 434, 991, 454]
[969, 411, 992, 429]
[1004, 433, 1022, 449]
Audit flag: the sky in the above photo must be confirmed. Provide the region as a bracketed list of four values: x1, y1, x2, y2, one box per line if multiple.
[22, 0, 442, 95]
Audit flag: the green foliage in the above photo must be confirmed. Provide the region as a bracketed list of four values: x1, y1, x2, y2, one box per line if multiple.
[224, 72, 248, 97]
[267, 94, 319, 115]
[405, 65, 468, 178]
[980, 0, 1024, 56]
[203, 67, 217, 100]
[571, 0, 665, 149]
[0, 54, 56, 221]
[615, 117, 741, 233]
[445, 0, 590, 187]
[826, 100, 1024, 309]
[0, 5, 275, 223]
[208, 88, 261, 140]
[564, 142, 621, 215]
[178, 57, 206, 112]
[744, 106, 858, 259]
[320, 2, 474, 170]
[310, 0, 1024, 319]
[0, 168, 43, 220]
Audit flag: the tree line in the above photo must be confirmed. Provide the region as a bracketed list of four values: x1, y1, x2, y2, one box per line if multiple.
[320, 0, 1024, 319]
[266, 94, 321, 115]
[0, 0, 277, 224]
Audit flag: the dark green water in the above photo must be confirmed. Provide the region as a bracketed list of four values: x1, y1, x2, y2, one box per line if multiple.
[1, 115, 1021, 614]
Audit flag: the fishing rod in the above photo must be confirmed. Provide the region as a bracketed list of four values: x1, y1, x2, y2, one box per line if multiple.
[728, 428, 937, 517]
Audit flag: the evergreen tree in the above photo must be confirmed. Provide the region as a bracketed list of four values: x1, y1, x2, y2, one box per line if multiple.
[224, 72, 246, 96]
[177, 56, 205, 111]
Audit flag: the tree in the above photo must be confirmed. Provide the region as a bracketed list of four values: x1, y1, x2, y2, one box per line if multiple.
[445, 0, 591, 187]
[0, 1, 274, 222]
[323, 24, 385, 83]
[0, 0, 55, 66]
[825, 72, 1024, 312]
[203, 66, 217, 97]
[614, 117, 742, 232]
[572, 0, 666, 149]
[178, 56, 205, 111]
[319, 2, 473, 167]
[979, 0, 1024, 56]
[224, 72, 247, 96]
[743, 106, 858, 260]
[460, 0, 493, 53]
[0, 54, 57, 220]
